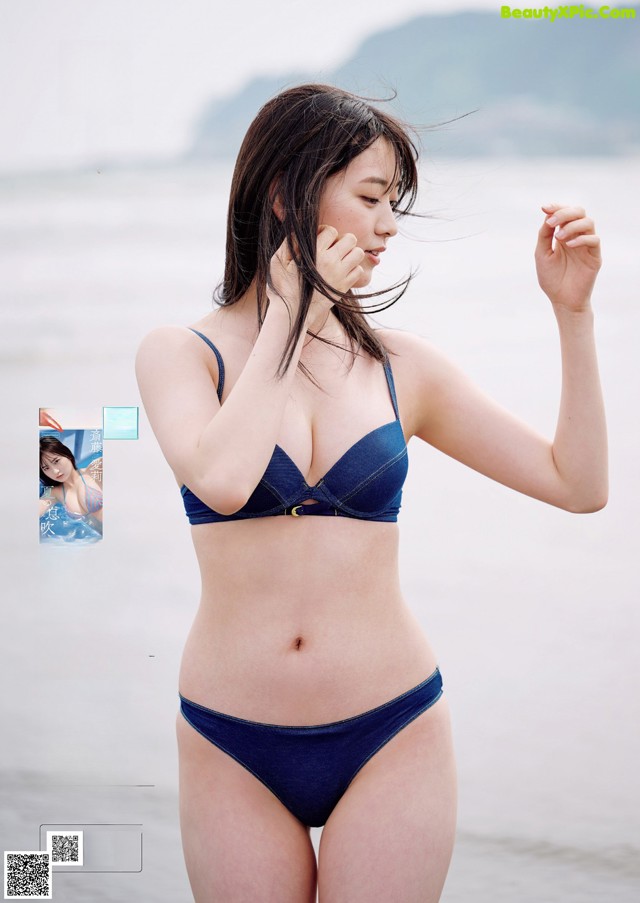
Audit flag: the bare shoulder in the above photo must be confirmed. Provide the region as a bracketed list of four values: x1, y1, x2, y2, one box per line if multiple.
[375, 327, 460, 435]
[136, 324, 202, 367]
[376, 327, 451, 375]
[135, 307, 238, 377]
[136, 324, 222, 392]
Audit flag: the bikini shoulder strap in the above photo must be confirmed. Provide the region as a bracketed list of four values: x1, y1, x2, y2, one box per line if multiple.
[188, 328, 225, 402]
[382, 355, 401, 421]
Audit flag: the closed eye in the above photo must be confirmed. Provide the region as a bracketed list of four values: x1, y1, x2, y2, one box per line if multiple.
[362, 196, 400, 212]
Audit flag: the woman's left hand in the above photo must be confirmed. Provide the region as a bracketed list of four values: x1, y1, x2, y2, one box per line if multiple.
[535, 203, 602, 312]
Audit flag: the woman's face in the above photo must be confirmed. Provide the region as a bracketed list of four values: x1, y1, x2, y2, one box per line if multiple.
[41, 450, 73, 483]
[318, 137, 400, 289]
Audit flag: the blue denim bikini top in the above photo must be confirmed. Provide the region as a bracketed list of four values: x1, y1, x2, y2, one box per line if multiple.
[181, 329, 408, 524]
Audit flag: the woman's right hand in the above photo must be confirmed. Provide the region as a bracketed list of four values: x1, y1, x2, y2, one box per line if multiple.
[269, 226, 365, 332]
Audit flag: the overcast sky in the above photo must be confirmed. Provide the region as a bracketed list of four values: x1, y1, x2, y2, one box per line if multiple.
[0, 0, 496, 172]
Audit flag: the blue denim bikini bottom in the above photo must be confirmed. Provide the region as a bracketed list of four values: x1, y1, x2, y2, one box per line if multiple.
[179, 667, 443, 828]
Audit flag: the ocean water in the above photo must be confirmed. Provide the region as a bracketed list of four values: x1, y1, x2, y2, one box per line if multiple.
[1, 157, 638, 901]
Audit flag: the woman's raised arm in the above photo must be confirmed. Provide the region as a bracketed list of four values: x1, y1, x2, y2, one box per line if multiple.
[390, 204, 608, 513]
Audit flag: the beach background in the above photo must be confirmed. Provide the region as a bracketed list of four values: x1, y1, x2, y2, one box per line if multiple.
[1, 2, 639, 901]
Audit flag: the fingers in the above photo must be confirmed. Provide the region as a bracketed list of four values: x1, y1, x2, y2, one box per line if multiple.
[553, 216, 592, 239]
[279, 226, 357, 259]
[343, 256, 365, 288]
[317, 224, 339, 251]
[317, 226, 364, 263]
[315, 225, 365, 292]
[273, 226, 366, 301]
[537, 202, 566, 252]
[542, 204, 588, 231]
[318, 227, 365, 265]
[338, 241, 365, 277]
[537, 203, 599, 253]
[317, 224, 359, 257]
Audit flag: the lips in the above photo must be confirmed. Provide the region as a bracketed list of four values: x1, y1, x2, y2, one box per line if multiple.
[364, 247, 385, 265]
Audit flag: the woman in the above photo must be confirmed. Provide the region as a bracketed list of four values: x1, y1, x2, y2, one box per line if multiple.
[39, 435, 103, 522]
[136, 84, 607, 902]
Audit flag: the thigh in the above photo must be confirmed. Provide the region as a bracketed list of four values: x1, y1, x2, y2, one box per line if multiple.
[176, 713, 317, 903]
[317, 696, 457, 903]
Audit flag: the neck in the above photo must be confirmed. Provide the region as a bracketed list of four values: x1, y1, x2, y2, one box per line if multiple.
[63, 469, 83, 490]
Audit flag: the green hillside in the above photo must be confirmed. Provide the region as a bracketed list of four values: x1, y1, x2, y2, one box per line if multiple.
[191, 9, 640, 157]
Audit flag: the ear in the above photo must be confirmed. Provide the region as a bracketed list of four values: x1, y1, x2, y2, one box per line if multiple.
[269, 177, 285, 222]
[272, 193, 285, 222]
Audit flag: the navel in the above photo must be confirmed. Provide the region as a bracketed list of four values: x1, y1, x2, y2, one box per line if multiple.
[291, 635, 305, 651]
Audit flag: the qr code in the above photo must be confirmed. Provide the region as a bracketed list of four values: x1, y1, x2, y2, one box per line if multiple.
[46, 831, 83, 867]
[3, 851, 52, 899]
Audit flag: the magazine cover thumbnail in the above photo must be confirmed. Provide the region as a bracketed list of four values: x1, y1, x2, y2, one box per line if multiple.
[39, 411, 103, 545]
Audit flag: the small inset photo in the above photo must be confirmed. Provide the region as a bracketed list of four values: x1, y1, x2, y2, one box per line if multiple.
[3, 850, 52, 899]
[103, 406, 138, 440]
[45, 831, 83, 868]
[39, 428, 103, 545]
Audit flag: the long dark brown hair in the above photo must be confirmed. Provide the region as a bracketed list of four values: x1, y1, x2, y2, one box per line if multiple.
[40, 435, 77, 486]
[213, 83, 420, 375]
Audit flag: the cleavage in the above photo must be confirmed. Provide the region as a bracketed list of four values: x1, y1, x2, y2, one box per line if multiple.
[277, 415, 398, 488]
[274, 355, 397, 486]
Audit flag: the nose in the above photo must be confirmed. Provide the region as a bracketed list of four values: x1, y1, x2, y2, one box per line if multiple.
[376, 201, 398, 239]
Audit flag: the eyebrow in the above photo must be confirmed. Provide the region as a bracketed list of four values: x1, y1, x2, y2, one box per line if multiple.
[358, 177, 401, 195]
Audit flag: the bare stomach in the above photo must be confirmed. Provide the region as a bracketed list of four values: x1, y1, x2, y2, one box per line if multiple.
[178, 518, 437, 725]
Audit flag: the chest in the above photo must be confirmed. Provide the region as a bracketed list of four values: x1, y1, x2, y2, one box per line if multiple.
[56, 482, 86, 514]
[270, 355, 402, 487]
